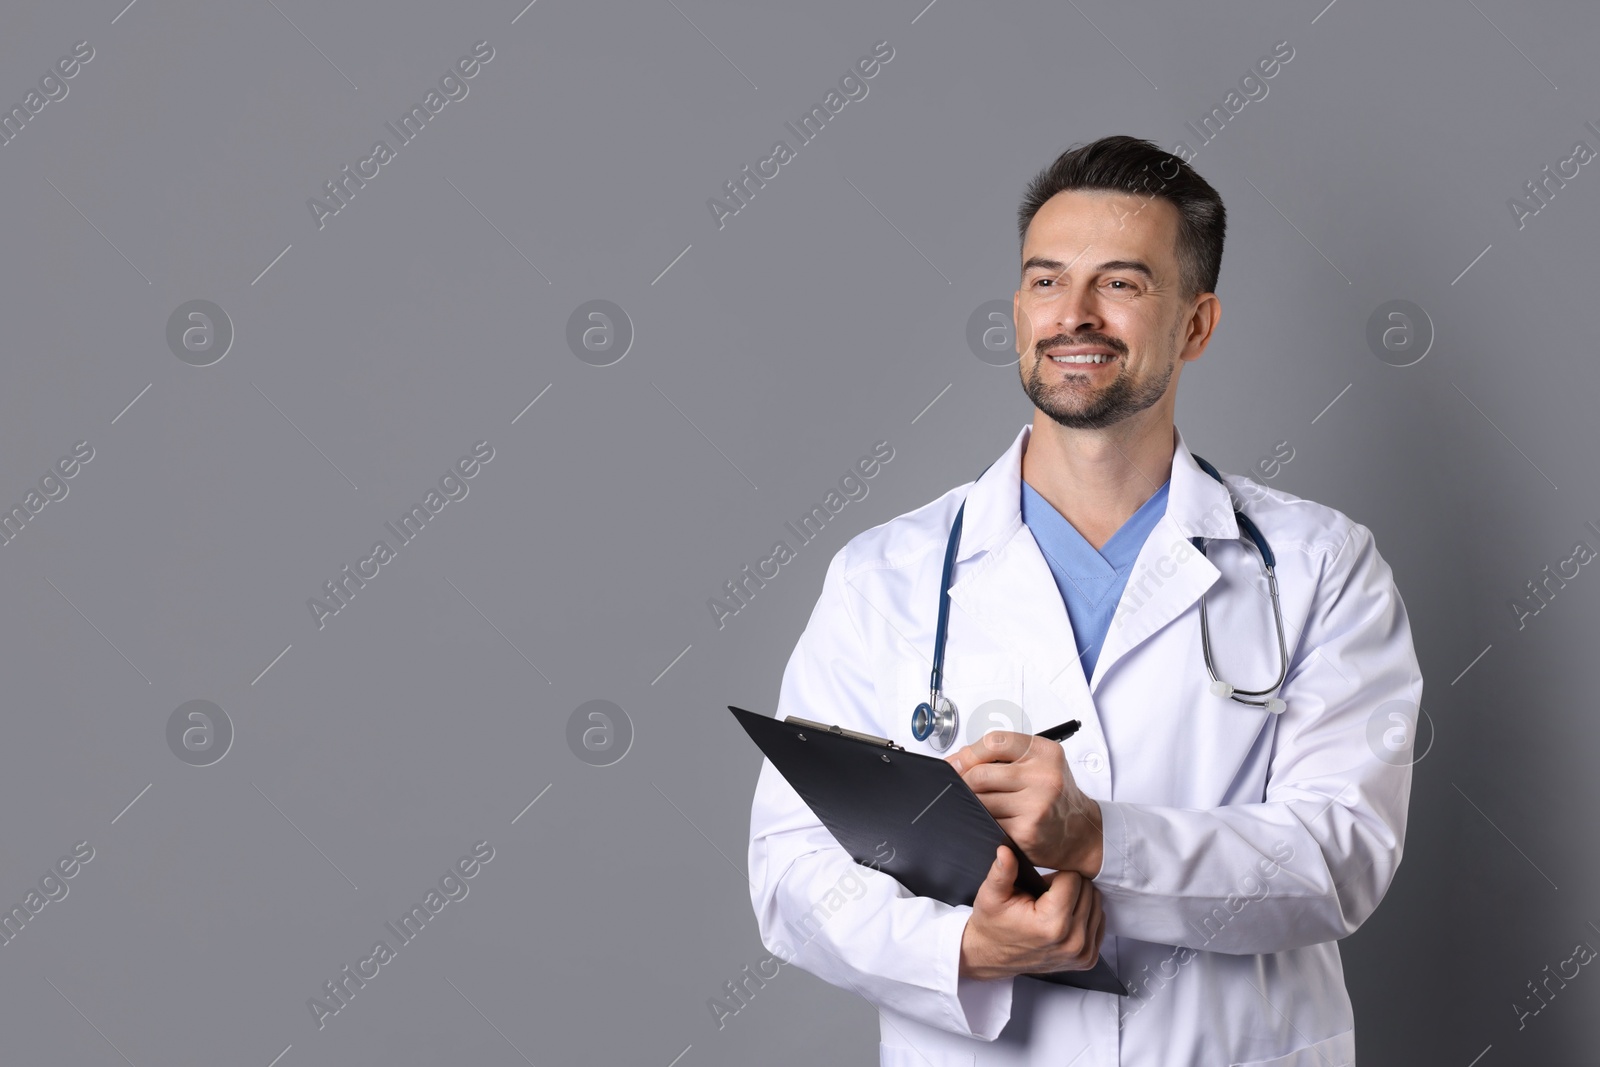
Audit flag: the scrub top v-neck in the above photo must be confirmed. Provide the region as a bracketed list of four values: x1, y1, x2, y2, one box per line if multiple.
[1020, 476, 1171, 683]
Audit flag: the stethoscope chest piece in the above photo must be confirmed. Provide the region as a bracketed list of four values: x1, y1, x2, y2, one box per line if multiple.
[910, 694, 958, 752]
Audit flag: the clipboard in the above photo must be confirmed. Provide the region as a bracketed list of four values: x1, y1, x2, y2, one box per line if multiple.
[732, 705, 1128, 996]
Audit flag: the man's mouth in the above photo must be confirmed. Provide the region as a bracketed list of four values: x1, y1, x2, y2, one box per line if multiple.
[1048, 352, 1117, 365]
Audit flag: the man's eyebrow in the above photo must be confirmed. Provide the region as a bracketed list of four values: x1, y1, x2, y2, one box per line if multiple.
[1021, 256, 1155, 280]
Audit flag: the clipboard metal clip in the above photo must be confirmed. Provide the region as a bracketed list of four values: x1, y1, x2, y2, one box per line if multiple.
[784, 716, 905, 751]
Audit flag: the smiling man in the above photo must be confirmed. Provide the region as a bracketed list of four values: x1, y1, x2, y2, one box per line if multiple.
[747, 135, 1422, 1066]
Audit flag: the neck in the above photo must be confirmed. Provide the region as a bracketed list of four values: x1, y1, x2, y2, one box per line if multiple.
[1020, 411, 1176, 551]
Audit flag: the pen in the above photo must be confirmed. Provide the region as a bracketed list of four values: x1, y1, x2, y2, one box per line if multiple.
[1036, 719, 1081, 742]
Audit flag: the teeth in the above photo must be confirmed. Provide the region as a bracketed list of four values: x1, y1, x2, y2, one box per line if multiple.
[1051, 354, 1112, 364]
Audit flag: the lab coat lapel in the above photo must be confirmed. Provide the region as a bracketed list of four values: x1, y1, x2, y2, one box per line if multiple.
[1090, 426, 1240, 693]
[945, 426, 1101, 743]
[951, 520, 1094, 720]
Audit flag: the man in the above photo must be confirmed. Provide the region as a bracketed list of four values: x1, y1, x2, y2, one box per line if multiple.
[747, 135, 1422, 1065]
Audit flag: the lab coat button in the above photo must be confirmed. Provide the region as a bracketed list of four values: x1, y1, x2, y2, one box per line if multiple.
[1084, 752, 1105, 773]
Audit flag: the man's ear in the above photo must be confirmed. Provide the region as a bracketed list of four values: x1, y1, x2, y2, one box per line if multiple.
[1179, 293, 1221, 363]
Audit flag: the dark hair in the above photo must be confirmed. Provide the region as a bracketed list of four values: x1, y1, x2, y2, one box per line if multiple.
[1016, 135, 1226, 300]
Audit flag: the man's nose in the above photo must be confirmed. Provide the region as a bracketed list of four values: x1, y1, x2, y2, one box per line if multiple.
[1054, 284, 1104, 335]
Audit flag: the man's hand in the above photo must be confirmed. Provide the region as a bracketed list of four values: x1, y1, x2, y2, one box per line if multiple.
[959, 845, 1105, 980]
[946, 731, 1103, 877]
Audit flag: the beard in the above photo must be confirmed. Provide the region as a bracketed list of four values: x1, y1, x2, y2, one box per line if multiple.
[1020, 330, 1176, 430]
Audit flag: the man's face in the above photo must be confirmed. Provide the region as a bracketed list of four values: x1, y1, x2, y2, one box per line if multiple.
[1013, 189, 1204, 430]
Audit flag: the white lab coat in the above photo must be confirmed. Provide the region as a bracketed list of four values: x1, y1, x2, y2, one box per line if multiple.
[746, 423, 1421, 1066]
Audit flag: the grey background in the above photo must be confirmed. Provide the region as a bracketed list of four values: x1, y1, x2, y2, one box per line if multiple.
[0, 0, 1594, 1063]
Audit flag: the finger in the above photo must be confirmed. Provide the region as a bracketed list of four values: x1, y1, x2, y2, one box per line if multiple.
[1082, 885, 1103, 937]
[965, 789, 1037, 820]
[1086, 898, 1106, 962]
[947, 731, 1033, 773]
[978, 728, 1044, 764]
[958, 762, 1030, 796]
[974, 845, 1017, 910]
[1059, 887, 1101, 966]
[1042, 868, 1085, 916]
[1075, 883, 1100, 927]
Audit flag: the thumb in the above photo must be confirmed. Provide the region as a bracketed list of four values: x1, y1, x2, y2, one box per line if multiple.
[975, 845, 1016, 908]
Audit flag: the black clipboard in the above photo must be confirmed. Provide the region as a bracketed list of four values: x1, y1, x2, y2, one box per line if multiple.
[732, 705, 1127, 996]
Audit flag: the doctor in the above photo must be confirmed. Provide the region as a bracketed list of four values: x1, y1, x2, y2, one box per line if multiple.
[746, 135, 1422, 1066]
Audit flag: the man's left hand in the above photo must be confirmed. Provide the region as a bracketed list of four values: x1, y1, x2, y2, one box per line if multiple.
[946, 732, 1103, 878]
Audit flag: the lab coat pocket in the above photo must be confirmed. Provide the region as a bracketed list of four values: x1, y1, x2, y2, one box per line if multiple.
[896, 653, 1023, 751]
[1229, 1026, 1355, 1067]
[879, 1042, 976, 1067]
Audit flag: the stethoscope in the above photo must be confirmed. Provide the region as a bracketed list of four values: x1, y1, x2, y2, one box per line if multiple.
[910, 454, 1290, 752]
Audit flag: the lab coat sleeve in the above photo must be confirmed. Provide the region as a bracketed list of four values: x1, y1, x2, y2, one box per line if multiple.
[748, 548, 1015, 1040]
[1091, 521, 1422, 954]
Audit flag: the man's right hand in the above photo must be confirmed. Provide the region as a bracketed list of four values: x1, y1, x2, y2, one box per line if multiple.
[958, 845, 1105, 980]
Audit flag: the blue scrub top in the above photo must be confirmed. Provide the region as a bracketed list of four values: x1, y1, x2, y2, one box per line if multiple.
[1020, 476, 1171, 683]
